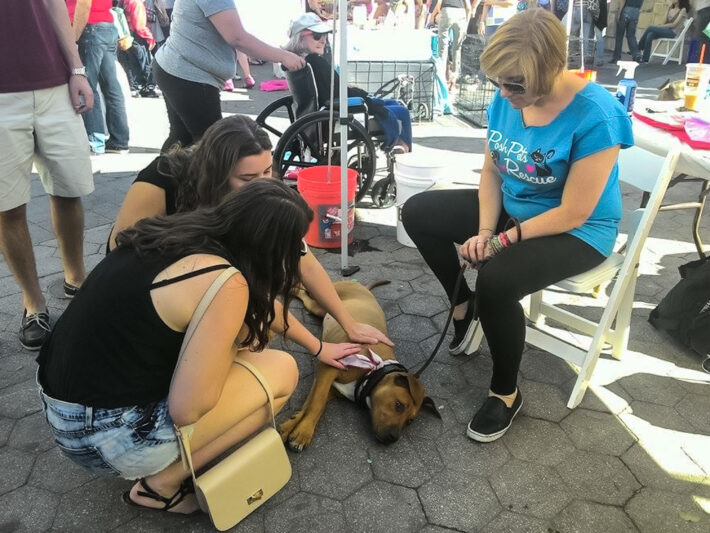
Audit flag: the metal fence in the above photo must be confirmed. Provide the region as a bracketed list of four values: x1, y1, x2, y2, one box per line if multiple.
[348, 60, 437, 121]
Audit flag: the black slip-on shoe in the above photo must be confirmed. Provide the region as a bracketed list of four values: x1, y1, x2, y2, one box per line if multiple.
[466, 391, 523, 443]
[19, 309, 51, 351]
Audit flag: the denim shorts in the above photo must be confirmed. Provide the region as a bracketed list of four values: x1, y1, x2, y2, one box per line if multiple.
[38, 381, 180, 480]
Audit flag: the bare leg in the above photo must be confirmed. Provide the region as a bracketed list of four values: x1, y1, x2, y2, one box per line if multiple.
[453, 300, 468, 320]
[127, 348, 298, 513]
[236, 51, 252, 79]
[49, 195, 86, 287]
[0, 204, 45, 313]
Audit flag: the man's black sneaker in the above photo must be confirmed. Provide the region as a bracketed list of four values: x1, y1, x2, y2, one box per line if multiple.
[449, 299, 481, 355]
[63, 280, 79, 298]
[105, 141, 129, 154]
[19, 309, 51, 351]
[467, 391, 523, 443]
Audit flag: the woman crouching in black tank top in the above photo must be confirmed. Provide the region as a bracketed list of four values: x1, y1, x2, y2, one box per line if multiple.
[36, 180, 346, 515]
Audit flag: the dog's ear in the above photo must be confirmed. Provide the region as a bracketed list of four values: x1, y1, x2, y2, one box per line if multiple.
[421, 396, 442, 419]
[396, 374, 441, 419]
[394, 374, 425, 406]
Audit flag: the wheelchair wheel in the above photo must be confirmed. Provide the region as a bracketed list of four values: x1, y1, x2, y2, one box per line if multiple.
[272, 110, 377, 202]
[255, 96, 296, 138]
[371, 176, 397, 208]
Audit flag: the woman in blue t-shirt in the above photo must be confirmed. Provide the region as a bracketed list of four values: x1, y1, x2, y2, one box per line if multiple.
[402, 9, 633, 443]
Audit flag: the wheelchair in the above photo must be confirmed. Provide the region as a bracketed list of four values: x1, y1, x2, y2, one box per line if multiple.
[255, 64, 406, 206]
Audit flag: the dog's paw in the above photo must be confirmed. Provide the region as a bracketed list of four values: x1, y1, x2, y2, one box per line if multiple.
[285, 421, 316, 453]
[278, 412, 302, 442]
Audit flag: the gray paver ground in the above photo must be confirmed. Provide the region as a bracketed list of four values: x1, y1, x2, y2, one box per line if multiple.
[1, 61, 709, 532]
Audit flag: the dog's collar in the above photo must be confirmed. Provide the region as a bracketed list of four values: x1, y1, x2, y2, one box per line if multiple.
[354, 360, 408, 409]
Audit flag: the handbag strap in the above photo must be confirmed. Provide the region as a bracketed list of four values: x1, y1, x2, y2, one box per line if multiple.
[173, 266, 279, 478]
[173, 266, 238, 478]
[175, 360, 279, 479]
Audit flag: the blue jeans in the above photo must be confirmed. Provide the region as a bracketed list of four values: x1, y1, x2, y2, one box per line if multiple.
[613, 7, 641, 60]
[117, 37, 153, 91]
[78, 22, 130, 153]
[38, 379, 179, 479]
[594, 26, 605, 65]
[639, 26, 676, 62]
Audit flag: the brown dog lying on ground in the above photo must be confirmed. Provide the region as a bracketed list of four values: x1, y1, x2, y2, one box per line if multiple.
[279, 280, 440, 451]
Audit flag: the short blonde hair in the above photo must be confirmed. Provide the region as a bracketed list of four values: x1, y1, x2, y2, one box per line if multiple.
[480, 9, 567, 97]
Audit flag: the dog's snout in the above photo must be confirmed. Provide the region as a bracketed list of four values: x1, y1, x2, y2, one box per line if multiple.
[375, 429, 401, 444]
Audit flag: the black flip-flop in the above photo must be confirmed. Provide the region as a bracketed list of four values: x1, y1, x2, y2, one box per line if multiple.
[122, 478, 201, 516]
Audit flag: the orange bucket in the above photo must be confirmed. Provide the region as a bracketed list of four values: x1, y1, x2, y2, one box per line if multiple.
[297, 166, 357, 249]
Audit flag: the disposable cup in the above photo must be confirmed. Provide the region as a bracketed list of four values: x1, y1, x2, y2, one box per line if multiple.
[684, 63, 710, 111]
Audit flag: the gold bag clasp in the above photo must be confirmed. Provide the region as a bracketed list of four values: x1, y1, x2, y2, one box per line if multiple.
[247, 489, 264, 505]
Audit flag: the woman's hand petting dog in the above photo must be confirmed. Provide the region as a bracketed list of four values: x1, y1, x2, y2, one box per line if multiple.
[346, 322, 394, 347]
[318, 342, 361, 369]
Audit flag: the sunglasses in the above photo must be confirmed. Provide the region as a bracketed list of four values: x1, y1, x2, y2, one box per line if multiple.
[300, 239, 309, 257]
[303, 30, 327, 41]
[486, 77, 527, 95]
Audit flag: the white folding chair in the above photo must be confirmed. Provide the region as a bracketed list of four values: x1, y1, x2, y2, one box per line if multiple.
[649, 17, 693, 65]
[467, 144, 681, 408]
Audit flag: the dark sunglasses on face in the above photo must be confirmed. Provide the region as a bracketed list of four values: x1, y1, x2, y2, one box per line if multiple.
[304, 30, 327, 41]
[487, 77, 527, 95]
[300, 239, 309, 257]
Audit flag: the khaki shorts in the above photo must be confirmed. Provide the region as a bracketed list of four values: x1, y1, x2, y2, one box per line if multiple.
[0, 84, 94, 212]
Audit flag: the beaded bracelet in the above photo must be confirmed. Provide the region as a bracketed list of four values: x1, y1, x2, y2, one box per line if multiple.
[488, 235, 504, 256]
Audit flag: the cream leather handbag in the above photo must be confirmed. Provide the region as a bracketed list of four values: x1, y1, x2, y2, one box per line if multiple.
[172, 267, 292, 531]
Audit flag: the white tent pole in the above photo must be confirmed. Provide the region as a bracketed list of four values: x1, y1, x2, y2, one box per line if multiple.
[338, 0, 350, 272]
[579, 2, 585, 71]
[566, 2, 573, 60]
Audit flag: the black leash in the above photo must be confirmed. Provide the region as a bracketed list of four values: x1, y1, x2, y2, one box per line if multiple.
[412, 217, 521, 378]
[414, 263, 469, 378]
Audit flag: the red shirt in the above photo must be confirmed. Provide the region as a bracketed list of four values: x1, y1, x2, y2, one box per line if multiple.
[122, 0, 155, 47]
[0, 0, 68, 93]
[66, 0, 114, 24]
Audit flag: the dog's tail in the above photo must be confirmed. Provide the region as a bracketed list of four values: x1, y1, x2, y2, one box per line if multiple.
[366, 280, 391, 291]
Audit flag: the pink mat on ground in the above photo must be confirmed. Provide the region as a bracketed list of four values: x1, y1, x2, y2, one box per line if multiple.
[260, 79, 289, 92]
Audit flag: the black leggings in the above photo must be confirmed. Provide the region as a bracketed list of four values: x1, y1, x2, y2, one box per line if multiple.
[402, 189, 605, 395]
[154, 61, 222, 152]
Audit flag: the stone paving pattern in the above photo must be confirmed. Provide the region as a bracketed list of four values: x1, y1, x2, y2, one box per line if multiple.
[1, 62, 709, 532]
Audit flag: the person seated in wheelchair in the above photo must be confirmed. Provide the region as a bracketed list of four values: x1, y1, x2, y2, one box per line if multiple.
[108, 114, 393, 359]
[402, 10, 633, 443]
[284, 12, 412, 153]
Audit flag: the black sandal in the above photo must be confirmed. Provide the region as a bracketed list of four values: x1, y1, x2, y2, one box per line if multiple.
[122, 478, 200, 516]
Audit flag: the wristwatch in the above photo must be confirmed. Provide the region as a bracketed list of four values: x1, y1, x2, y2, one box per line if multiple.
[70, 66, 87, 77]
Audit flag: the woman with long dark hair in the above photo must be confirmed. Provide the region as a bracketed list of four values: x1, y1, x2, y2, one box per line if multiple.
[36, 180, 345, 514]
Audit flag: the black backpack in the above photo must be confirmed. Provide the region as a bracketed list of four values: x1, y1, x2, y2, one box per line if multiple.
[649, 256, 710, 370]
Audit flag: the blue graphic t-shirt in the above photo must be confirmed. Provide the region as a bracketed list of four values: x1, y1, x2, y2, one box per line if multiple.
[486, 82, 634, 257]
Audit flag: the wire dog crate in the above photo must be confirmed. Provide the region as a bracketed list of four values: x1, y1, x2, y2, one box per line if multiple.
[347, 60, 436, 121]
[455, 77, 496, 128]
[454, 35, 494, 128]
